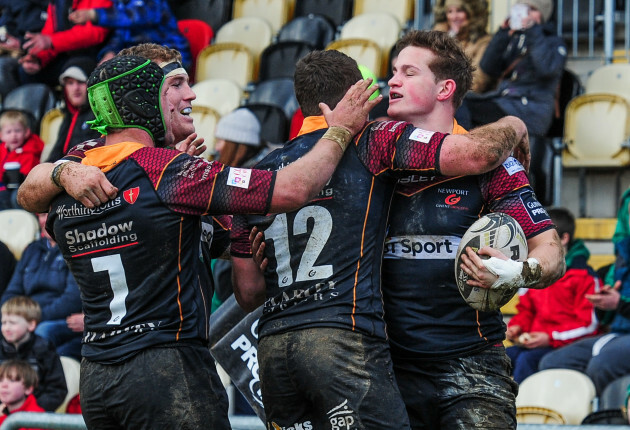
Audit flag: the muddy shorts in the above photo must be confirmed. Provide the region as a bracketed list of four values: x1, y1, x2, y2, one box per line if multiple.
[258, 327, 410, 430]
[80, 343, 230, 430]
[393, 346, 518, 430]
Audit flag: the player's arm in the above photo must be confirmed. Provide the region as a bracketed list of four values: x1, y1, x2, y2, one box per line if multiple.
[268, 78, 381, 213]
[232, 256, 266, 313]
[439, 116, 530, 176]
[17, 134, 205, 212]
[461, 229, 565, 290]
[17, 162, 118, 212]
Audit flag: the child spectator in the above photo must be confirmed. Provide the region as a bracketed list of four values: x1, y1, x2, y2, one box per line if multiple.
[68, 0, 191, 71]
[0, 359, 45, 426]
[506, 207, 601, 383]
[2, 213, 83, 360]
[0, 296, 67, 411]
[0, 110, 44, 209]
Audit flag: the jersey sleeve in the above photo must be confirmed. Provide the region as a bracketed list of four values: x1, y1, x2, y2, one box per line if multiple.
[354, 120, 446, 177]
[130, 147, 276, 216]
[230, 214, 253, 258]
[482, 157, 554, 238]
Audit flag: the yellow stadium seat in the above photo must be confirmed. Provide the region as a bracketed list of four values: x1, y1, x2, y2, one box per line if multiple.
[195, 43, 255, 88]
[39, 107, 64, 162]
[0, 209, 39, 260]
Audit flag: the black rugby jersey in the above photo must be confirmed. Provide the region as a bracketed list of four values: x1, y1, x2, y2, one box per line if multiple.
[231, 121, 447, 339]
[383, 156, 554, 361]
[48, 142, 274, 364]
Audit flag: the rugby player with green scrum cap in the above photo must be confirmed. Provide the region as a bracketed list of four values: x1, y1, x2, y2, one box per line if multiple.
[41, 53, 380, 429]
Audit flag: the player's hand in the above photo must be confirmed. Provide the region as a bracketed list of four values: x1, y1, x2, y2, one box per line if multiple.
[175, 133, 207, 157]
[585, 281, 621, 310]
[60, 163, 118, 209]
[460, 246, 506, 289]
[320, 78, 382, 137]
[22, 32, 52, 54]
[249, 227, 268, 272]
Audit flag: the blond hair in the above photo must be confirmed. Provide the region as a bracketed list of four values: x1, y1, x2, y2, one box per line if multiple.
[1, 296, 42, 324]
[0, 359, 39, 389]
[0, 110, 30, 132]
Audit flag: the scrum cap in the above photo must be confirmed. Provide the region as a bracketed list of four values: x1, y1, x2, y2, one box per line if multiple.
[87, 56, 167, 146]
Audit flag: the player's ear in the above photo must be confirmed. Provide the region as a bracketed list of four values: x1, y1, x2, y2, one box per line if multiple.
[436, 79, 456, 102]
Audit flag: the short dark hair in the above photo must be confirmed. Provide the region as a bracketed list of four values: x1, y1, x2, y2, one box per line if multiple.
[0, 360, 39, 390]
[294, 50, 363, 117]
[395, 30, 473, 108]
[548, 207, 575, 243]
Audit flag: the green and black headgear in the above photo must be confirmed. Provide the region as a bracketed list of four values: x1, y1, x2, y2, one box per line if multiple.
[87, 56, 167, 146]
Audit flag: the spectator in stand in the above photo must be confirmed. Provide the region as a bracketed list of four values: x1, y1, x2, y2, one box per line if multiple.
[45, 57, 100, 162]
[214, 108, 273, 168]
[539, 188, 630, 394]
[0, 0, 48, 99]
[1, 213, 83, 360]
[433, 0, 495, 93]
[0, 359, 45, 425]
[506, 207, 601, 383]
[0, 296, 67, 411]
[68, 0, 192, 71]
[17, 0, 111, 90]
[0, 110, 44, 210]
[455, 0, 567, 137]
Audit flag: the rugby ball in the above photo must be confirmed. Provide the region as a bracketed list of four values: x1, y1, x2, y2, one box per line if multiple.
[455, 213, 528, 312]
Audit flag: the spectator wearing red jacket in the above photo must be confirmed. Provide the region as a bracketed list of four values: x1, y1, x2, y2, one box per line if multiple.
[18, 0, 111, 89]
[506, 207, 601, 383]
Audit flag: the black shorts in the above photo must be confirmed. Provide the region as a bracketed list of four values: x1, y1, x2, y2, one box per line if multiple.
[80, 343, 230, 430]
[394, 346, 518, 430]
[258, 327, 410, 430]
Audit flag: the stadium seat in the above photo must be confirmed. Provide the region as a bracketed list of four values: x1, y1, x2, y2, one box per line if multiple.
[214, 16, 274, 77]
[339, 12, 401, 75]
[293, 0, 353, 28]
[195, 43, 255, 88]
[581, 408, 628, 425]
[3, 83, 58, 134]
[232, 0, 292, 33]
[277, 14, 336, 50]
[516, 369, 596, 425]
[206, 0, 234, 33]
[190, 105, 221, 160]
[258, 41, 314, 81]
[192, 78, 243, 116]
[39, 107, 64, 162]
[585, 63, 630, 103]
[0, 209, 39, 260]
[563, 93, 630, 167]
[177, 19, 214, 83]
[247, 78, 298, 120]
[600, 373, 630, 410]
[327, 38, 383, 78]
[56, 356, 81, 413]
[353, 0, 414, 28]
[516, 406, 566, 424]
[245, 103, 289, 144]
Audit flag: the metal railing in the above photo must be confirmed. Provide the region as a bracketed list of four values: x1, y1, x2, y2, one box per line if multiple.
[0, 412, 266, 430]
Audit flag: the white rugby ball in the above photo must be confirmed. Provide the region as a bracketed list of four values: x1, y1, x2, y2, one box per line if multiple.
[455, 212, 528, 312]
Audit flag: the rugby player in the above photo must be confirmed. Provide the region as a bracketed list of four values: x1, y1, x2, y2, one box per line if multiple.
[381, 30, 564, 429]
